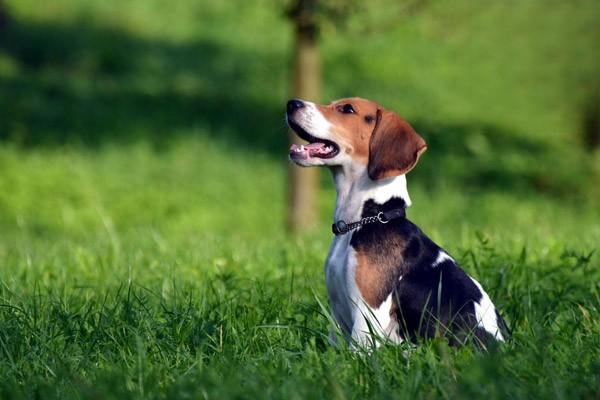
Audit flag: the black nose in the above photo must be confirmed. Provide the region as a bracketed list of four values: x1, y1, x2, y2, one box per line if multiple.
[287, 99, 304, 114]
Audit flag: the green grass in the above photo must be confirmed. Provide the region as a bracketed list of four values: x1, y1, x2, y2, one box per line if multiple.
[1, 141, 599, 399]
[1, 0, 600, 398]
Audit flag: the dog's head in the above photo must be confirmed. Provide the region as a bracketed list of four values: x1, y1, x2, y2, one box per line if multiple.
[286, 97, 427, 180]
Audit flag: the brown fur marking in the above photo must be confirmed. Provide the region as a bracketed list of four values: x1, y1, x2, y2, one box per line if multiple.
[368, 109, 427, 180]
[315, 98, 380, 165]
[354, 234, 407, 309]
[314, 98, 426, 179]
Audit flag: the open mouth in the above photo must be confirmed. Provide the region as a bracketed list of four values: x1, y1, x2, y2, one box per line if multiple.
[288, 120, 340, 161]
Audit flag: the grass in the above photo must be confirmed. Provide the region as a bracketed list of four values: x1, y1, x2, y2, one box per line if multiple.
[1, 140, 598, 399]
[0, 0, 599, 398]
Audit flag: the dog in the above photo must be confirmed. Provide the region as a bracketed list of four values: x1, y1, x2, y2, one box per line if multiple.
[286, 97, 510, 349]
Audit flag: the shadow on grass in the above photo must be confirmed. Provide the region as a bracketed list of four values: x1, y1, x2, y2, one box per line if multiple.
[410, 120, 554, 192]
[0, 17, 289, 153]
[0, 17, 587, 197]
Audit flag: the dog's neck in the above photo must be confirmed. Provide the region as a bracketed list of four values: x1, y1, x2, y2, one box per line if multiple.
[331, 163, 411, 223]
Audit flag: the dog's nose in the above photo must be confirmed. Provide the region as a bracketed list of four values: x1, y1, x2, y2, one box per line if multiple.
[287, 99, 304, 114]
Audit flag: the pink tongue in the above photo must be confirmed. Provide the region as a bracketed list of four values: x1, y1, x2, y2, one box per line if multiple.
[290, 142, 328, 158]
[305, 142, 326, 151]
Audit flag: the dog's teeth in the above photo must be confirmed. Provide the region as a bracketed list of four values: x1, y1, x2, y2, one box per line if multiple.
[300, 145, 304, 151]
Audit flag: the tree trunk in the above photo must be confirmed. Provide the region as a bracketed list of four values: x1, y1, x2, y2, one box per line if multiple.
[583, 95, 600, 150]
[287, 4, 321, 234]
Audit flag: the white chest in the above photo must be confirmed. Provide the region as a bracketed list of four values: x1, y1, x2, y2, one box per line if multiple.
[325, 235, 400, 346]
[325, 235, 357, 335]
[324, 170, 409, 346]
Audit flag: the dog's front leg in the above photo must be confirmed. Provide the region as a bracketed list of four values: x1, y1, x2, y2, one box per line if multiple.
[349, 296, 397, 350]
[349, 303, 383, 350]
[350, 316, 374, 350]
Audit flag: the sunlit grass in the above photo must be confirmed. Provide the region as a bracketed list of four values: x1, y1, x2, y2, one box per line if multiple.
[0, 0, 599, 398]
[1, 137, 599, 399]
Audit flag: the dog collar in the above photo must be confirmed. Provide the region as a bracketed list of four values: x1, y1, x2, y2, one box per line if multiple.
[332, 208, 406, 236]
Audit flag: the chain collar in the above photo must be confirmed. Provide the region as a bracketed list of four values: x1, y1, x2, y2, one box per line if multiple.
[331, 208, 406, 236]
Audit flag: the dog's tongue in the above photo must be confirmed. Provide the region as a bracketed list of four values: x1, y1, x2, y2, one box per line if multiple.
[289, 142, 327, 159]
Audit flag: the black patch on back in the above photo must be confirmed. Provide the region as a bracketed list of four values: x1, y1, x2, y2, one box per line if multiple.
[349, 196, 510, 347]
[404, 236, 421, 259]
[350, 197, 409, 307]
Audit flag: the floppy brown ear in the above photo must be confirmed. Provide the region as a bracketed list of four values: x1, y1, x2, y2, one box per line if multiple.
[367, 109, 427, 180]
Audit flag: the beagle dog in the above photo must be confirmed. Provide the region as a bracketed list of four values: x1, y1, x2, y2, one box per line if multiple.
[286, 97, 510, 348]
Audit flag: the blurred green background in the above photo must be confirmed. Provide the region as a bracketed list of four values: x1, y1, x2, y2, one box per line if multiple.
[0, 0, 599, 398]
[0, 0, 599, 242]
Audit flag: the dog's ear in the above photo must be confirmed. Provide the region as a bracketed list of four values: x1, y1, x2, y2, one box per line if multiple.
[367, 109, 427, 180]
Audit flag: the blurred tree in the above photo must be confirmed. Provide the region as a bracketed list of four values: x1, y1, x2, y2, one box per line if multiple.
[286, 0, 321, 234]
[284, 0, 360, 234]
[583, 93, 600, 150]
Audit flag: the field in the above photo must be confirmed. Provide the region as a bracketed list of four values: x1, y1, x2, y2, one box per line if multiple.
[1, 0, 599, 398]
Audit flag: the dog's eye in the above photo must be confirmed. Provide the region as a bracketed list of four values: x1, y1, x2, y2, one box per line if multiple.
[339, 104, 355, 114]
